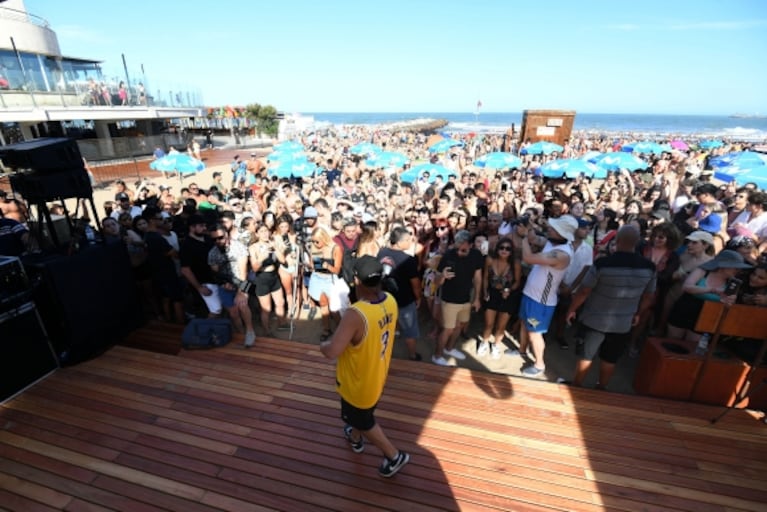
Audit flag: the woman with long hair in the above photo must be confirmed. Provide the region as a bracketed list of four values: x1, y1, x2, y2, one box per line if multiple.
[273, 214, 299, 317]
[478, 237, 522, 359]
[308, 225, 344, 341]
[248, 223, 288, 335]
[357, 222, 381, 257]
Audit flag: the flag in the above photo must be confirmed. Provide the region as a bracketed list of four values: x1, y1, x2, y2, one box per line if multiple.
[476, 100, 483, 110]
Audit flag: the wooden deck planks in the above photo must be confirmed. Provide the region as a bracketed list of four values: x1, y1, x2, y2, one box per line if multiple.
[1, 336, 766, 512]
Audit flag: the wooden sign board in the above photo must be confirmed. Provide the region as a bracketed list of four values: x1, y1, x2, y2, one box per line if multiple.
[519, 110, 576, 147]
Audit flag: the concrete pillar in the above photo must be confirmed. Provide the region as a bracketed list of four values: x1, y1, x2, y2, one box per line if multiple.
[94, 121, 115, 158]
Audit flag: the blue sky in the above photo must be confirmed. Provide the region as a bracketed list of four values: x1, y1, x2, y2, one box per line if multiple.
[23, 0, 767, 114]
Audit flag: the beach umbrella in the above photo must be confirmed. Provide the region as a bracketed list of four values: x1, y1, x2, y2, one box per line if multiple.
[474, 152, 523, 169]
[266, 150, 307, 162]
[149, 153, 205, 174]
[523, 141, 564, 155]
[623, 141, 671, 154]
[670, 140, 689, 151]
[699, 140, 724, 150]
[268, 160, 317, 179]
[539, 159, 603, 179]
[579, 150, 602, 162]
[709, 151, 767, 169]
[730, 167, 767, 189]
[273, 140, 304, 151]
[590, 152, 649, 172]
[400, 163, 456, 183]
[349, 142, 382, 156]
[428, 139, 464, 154]
[365, 151, 409, 168]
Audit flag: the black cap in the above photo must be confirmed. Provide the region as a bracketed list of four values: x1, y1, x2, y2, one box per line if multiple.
[116, 192, 130, 201]
[353, 255, 383, 286]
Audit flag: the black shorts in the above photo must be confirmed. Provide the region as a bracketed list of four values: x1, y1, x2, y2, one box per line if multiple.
[252, 271, 281, 297]
[576, 324, 628, 364]
[484, 288, 521, 314]
[340, 397, 377, 431]
[155, 276, 184, 301]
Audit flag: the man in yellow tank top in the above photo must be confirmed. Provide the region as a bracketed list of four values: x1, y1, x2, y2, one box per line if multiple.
[320, 256, 410, 477]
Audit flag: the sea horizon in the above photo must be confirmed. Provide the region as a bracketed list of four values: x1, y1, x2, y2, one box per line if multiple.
[304, 112, 767, 141]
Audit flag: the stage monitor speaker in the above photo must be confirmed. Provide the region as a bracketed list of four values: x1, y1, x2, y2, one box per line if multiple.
[0, 302, 59, 403]
[22, 242, 144, 366]
[0, 137, 84, 172]
[9, 167, 93, 202]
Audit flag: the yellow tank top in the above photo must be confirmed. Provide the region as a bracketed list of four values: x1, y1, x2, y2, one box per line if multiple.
[336, 292, 398, 409]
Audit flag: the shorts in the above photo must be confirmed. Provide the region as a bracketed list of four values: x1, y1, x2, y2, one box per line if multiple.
[252, 271, 281, 297]
[218, 287, 237, 309]
[576, 324, 629, 364]
[340, 397, 377, 431]
[198, 283, 222, 315]
[485, 288, 521, 314]
[397, 302, 420, 339]
[518, 295, 556, 334]
[441, 301, 471, 329]
[309, 272, 334, 302]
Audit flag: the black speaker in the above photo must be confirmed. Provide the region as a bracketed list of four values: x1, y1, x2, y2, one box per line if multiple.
[22, 243, 144, 366]
[10, 167, 93, 202]
[0, 302, 59, 402]
[0, 137, 84, 172]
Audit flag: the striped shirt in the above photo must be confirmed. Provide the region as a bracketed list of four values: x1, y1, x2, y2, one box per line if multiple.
[523, 241, 573, 307]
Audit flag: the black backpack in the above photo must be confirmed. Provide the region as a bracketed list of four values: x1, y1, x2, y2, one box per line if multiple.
[336, 236, 359, 286]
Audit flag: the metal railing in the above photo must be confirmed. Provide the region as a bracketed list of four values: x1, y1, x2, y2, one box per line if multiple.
[0, 6, 50, 28]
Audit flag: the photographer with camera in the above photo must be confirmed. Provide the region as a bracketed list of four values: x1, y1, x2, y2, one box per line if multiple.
[308, 225, 345, 341]
[207, 224, 257, 347]
[249, 224, 288, 335]
[295, 206, 319, 318]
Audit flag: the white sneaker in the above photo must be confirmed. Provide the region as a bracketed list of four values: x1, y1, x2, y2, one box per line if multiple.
[490, 344, 502, 360]
[444, 348, 466, 360]
[505, 348, 522, 357]
[476, 341, 489, 357]
[431, 355, 453, 366]
[244, 331, 256, 348]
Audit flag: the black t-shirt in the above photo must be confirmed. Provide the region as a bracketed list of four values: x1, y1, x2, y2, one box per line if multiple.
[179, 235, 215, 284]
[437, 247, 485, 303]
[144, 231, 176, 281]
[377, 247, 419, 307]
[0, 218, 28, 256]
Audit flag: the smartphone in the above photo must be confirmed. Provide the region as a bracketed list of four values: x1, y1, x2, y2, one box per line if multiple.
[723, 277, 742, 296]
[501, 183, 508, 192]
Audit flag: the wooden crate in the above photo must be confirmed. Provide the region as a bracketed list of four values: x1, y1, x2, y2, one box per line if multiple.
[633, 337, 701, 400]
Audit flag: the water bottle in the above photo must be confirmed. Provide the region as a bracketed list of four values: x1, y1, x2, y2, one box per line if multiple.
[695, 333, 710, 356]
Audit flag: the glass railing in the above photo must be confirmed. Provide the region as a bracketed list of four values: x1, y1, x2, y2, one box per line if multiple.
[0, 6, 51, 28]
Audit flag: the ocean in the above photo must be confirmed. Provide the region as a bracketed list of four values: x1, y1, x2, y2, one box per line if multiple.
[307, 112, 767, 141]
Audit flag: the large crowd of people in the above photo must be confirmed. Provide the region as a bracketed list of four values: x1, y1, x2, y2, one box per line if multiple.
[3, 126, 767, 389]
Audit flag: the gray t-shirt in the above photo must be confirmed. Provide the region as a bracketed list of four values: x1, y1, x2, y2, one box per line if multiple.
[578, 251, 656, 334]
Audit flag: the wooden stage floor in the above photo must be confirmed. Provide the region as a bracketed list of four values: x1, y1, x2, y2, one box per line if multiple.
[1, 334, 766, 511]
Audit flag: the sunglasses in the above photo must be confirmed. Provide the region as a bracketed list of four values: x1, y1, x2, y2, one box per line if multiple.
[498, 245, 512, 251]
[436, 226, 448, 230]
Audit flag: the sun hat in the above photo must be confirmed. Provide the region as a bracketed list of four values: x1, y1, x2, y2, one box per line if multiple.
[353, 255, 383, 286]
[699, 249, 752, 271]
[698, 213, 722, 233]
[685, 231, 714, 245]
[547, 215, 579, 242]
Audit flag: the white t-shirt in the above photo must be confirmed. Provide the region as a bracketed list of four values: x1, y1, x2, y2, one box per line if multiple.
[563, 241, 594, 289]
[523, 241, 573, 307]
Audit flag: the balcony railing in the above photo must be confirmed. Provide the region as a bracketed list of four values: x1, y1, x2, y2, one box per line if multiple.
[0, 6, 51, 28]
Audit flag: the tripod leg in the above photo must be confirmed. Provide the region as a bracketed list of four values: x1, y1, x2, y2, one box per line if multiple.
[710, 378, 767, 424]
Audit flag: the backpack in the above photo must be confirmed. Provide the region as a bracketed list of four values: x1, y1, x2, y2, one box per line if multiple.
[335, 235, 358, 286]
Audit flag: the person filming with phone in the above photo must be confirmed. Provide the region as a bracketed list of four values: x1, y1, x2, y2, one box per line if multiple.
[432, 230, 484, 366]
[666, 249, 752, 341]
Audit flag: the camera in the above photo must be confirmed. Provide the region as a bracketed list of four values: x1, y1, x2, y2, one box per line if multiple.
[511, 214, 531, 227]
[723, 277, 742, 296]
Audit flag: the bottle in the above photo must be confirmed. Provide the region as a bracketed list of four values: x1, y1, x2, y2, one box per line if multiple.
[695, 333, 710, 356]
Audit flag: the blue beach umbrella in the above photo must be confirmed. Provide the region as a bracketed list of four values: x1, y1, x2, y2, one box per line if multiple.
[590, 152, 649, 172]
[523, 141, 564, 155]
[730, 167, 767, 189]
[149, 153, 205, 174]
[399, 163, 455, 184]
[709, 151, 767, 169]
[539, 159, 602, 179]
[474, 152, 523, 169]
[349, 142, 382, 156]
[579, 150, 602, 162]
[623, 141, 671, 155]
[699, 140, 724, 150]
[273, 140, 304, 151]
[365, 151, 409, 168]
[268, 160, 317, 179]
[266, 150, 307, 162]
[428, 139, 464, 154]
